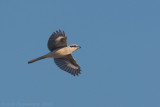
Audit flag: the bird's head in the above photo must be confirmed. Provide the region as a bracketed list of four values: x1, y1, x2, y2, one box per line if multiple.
[68, 44, 81, 52]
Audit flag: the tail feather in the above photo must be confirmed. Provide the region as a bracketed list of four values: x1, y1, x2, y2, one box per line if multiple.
[28, 56, 47, 64]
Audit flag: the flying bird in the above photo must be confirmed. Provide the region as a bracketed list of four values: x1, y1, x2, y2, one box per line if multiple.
[28, 30, 81, 76]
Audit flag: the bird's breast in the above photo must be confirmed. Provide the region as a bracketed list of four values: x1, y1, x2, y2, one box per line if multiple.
[49, 47, 71, 58]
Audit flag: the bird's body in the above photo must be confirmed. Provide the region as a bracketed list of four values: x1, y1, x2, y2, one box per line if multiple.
[50, 46, 78, 58]
[47, 47, 72, 58]
[28, 30, 81, 76]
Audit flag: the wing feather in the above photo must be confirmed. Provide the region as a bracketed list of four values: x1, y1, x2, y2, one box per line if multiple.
[54, 54, 81, 76]
[48, 29, 67, 51]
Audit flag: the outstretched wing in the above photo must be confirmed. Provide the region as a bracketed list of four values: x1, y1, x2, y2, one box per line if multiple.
[54, 54, 81, 76]
[48, 29, 67, 51]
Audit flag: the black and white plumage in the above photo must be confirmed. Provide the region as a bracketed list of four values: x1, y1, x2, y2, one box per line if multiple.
[48, 30, 67, 51]
[54, 54, 81, 76]
[28, 29, 81, 76]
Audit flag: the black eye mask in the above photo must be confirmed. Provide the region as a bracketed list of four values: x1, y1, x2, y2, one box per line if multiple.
[70, 45, 76, 47]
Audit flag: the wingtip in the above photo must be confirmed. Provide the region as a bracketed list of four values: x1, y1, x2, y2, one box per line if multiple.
[59, 29, 61, 32]
[53, 29, 65, 36]
[56, 30, 58, 34]
[63, 31, 65, 36]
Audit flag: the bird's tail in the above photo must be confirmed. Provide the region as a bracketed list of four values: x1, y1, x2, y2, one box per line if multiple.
[28, 55, 47, 64]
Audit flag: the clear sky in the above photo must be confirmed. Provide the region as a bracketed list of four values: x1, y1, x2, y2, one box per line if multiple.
[0, 0, 160, 107]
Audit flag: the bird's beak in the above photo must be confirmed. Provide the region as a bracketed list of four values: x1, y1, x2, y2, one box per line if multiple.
[78, 46, 81, 48]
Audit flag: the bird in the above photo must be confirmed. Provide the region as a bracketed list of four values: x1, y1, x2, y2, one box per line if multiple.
[28, 29, 81, 76]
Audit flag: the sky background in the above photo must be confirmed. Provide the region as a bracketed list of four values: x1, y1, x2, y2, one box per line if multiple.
[0, 0, 160, 107]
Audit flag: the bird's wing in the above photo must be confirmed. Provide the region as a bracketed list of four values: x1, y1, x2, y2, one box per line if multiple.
[48, 29, 67, 51]
[54, 54, 81, 76]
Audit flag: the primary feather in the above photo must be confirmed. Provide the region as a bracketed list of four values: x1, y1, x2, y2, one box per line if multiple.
[48, 29, 67, 51]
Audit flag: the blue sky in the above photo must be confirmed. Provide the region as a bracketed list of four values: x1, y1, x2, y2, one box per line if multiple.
[0, 0, 160, 107]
